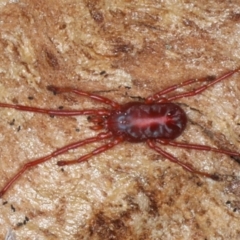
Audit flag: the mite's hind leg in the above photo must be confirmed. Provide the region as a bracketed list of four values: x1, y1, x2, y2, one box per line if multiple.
[156, 139, 240, 157]
[146, 67, 240, 103]
[147, 140, 219, 180]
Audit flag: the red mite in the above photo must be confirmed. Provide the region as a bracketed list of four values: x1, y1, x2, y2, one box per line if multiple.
[0, 68, 240, 197]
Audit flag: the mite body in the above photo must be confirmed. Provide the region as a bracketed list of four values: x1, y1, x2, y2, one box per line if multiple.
[0, 67, 240, 197]
[106, 102, 187, 141]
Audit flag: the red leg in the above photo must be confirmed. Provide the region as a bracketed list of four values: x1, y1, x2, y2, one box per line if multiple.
[156, 139, 240, 157]
[147, 140, 218, 179]
[0, 85, 121, 116]
[146, 67, 240, 103]
[0, 132, 112, 197]
[0, 102, 110, 116]
[58, 136, 124, 166]
[146, 76, 215, 103]
[168, 68, 240, 101]
[47, 85, 120, 109]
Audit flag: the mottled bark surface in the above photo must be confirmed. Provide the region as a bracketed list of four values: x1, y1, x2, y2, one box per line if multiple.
[0, 0, 240, 239]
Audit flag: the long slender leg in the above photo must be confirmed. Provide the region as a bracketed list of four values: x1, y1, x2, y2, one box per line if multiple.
[47, 85, 120, 109]
[0, 84, 120, 116]
[146, 76, 215, 103]
[156, 139, 240, 157]
[0, 102, 110, 116]
[146, 67, 240, 103]
[58, 136, 124, 166]
[167, 68, 240, 101]
[0, 132, 112, 197]
[147, 140, 218, 179]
